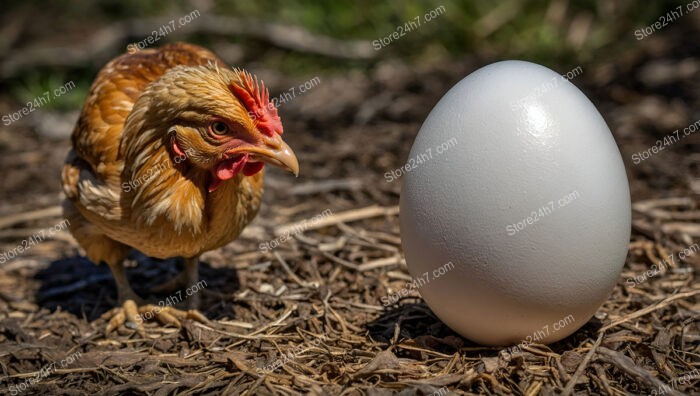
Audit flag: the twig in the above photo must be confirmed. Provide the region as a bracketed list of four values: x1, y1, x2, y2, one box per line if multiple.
[661, 222, 700, 237]
[218, 320, 254, 329]
[639, 210, 700, 221]
[274, 205, 398, 235]
[200, 15, 375, 60]
[288, 178, 363, 196]
[205, 304, 298, 345]
[357, 256, 404, 272]
[1, 14, 375, 77]
[193, 322, 288, 340]
[596, 347, 684, 396]
[633, 198, 700, 220]
[0, 206, 62, 230]
[561, 333, 603, 395]
[273, 251, 318, 288]
[319, 250, 358, 271]
[593, 365, 615, 395]
[0, 227, 75, 243]
[599, 288, 700, 333]
[633, 197, 694, 211]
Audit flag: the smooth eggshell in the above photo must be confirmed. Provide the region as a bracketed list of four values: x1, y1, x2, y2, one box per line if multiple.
[399, 60, 630, 346]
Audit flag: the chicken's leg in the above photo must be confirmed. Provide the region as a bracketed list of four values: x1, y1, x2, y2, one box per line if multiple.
[149, 257, 201, 309]
[183, 257, 201, 309]
[104, 259, 145, 334]
[103, 258, 207, 335]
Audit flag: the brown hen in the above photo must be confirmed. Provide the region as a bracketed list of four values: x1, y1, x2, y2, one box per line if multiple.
[62, 43, 299, 333]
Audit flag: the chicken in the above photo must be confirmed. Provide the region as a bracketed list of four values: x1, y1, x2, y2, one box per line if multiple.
[61, 42, 299, 333]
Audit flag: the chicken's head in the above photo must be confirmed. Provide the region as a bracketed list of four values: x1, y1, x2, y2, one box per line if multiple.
[136, 64, 299, 193]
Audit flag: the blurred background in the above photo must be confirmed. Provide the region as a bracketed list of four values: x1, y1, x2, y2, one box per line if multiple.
[0, 0, 697, 204]
[0, 1, 692, 84]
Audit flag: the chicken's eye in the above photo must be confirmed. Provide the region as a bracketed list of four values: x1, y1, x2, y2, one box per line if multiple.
[210, 121, 229, 135]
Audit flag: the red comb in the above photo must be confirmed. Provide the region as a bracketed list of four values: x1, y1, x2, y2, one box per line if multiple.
[230, 69, 283, 137]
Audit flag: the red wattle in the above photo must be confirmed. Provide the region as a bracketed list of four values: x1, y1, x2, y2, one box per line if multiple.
[208, 154, 264, 192]
[243, 162, 264, 176]
[209, 154, 252, 192]
[215, 155, 248, 180]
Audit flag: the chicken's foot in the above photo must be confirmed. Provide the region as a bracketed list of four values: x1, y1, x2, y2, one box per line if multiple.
[104, 258, 207, 335]
[103, 300, 208, 335]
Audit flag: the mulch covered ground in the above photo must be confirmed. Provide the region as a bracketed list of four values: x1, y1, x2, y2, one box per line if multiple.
[0, 19, 698, 396]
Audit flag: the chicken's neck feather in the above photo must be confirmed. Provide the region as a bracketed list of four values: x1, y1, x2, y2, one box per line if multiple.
[116, 64, 261, 238]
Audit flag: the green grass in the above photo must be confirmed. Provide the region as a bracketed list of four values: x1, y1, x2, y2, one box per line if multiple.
[11, 72, 89, 112]
[0, 0, 679, 105]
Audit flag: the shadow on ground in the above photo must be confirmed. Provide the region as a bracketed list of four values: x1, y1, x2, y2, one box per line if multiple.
[34, 254, 240, 321]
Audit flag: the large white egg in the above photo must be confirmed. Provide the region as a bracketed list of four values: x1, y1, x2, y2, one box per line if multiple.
[399, 60, 630, 346]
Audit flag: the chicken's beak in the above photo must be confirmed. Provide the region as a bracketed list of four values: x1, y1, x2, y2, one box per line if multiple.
[247, 138, 299, 176]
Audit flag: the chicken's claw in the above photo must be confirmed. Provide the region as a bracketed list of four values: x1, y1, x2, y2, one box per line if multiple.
[137, 304, 208, 328]
[103, 300, 209, 335]
[104, 299, 145, 336]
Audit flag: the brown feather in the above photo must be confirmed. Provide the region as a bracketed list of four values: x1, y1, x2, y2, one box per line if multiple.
[62, 43, 267, 263]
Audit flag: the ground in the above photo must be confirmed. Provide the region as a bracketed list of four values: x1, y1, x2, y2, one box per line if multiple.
[0, 11, 699, 396]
